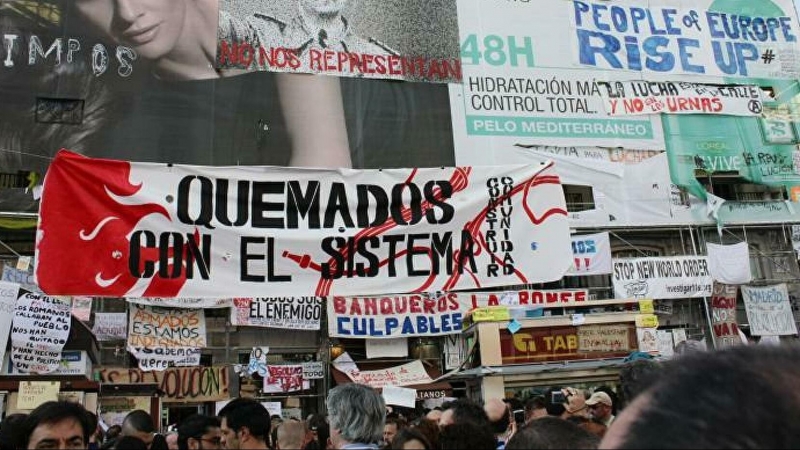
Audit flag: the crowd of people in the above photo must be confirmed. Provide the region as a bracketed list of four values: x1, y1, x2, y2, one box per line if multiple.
[0, 345, 797, 449]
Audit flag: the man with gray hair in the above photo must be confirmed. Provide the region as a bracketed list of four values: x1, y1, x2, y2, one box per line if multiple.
[277, 420, 306, 449]
[327, 383, 386, 450]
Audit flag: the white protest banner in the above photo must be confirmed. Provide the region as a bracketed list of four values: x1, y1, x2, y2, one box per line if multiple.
[127, 298, 232, 309]
[366, 339, 408, 359]
[577, 325, 630, 352]
[18, 381, 60, 410]
[329, 289, 589, 338]
[231, 297, 322, 330]
[263, 365, 311, 393]
[335, 360, 434, 389]
[710, 282, 742, 348]
[248, 347, 269, 377]
[706, 242, 752, 284]
[11, 292, 71, 374]
[656, 330, 675, 358]
[567, 232, 612, 276]
[301, 361, 325, 380]
[36, 151, 572, 298]
[382, 386, 417, 408]
[127, 304, 207, 348]
[216, 0, 461, 83]
[92, 313, 128, 341]
[71, 297, 92, 322]
[600, 81, 763, 116]
[128, 346, 202, 372]
[741, 284, 798, 336]
[612, 256, 712, 299]
[0, 282, 20, 367]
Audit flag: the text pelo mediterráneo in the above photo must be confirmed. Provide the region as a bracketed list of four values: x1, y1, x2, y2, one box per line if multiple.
[126, 176, 517, 282]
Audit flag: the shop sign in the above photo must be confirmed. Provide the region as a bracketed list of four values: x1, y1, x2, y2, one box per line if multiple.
[500, 325, 635, 364]
[416, 390, 447, 401]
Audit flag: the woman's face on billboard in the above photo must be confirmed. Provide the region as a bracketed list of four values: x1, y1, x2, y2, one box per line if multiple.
[74, 0, 189, 60]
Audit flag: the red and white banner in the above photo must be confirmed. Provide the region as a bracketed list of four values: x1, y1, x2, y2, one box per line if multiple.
[35, 150, 572, 297]
[328, 289, 589, 338]
[710, 282, 742, 348]
[334, 359, 434, 389]
[601, 81, 763, 117]
[230, 297, 322, 330]
[263, 365, 310, 393]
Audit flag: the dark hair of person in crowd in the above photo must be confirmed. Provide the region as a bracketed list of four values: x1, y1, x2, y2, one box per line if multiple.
[123, 410, 155, 434]
[177, 415, 221, 450]
[106, 425, 123, 442]
[439, 422, 496, 450]
[602, 345, 800, 449]
[218, 398, 271, 442]
[409, 418, 439, 450]
[150, 432, 169, 450]
[566, 415, 608, 439]
[22, 401, 94, 448]
[303, 413, 330, 450]
[112, 435, 149, 450]
[441, 398, 490, 426]
[390, 428, 432, 450]
[617, 359, 662, 409]
[544, 387, 566, 416]
[0, 413, 27, 450]
[506, 416, 599, 450]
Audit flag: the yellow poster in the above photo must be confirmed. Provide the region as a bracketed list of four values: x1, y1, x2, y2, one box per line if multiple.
[18, 381, 60, 410]
[635, 314, 659, 329]
[638, 299, 654, 314]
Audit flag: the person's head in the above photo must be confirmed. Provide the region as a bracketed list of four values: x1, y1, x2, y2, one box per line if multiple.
[150, 433, 169, 450]
[438, 398, 488, 429]
[0, 413, 28, 450]
[177, 415, 221, 450]
[276, 420, 305, 450]
[165, 432, 179, 450]
[505, 416, 599, 450]
[617, 359, 661, 409]
[483, 398, 510, 436]
[326, 384, 385, 448]
[601, 345, 800, 449]
[565, 416, 607, 439]
[423, 409, 441, 423]
[544, 387, 566, 417]
[106, 425, 122, 442]
[306, 414, 329, 448]
[23, 401, 94, 450]
[408, 419, 438, 450]
[72, 0, 190, 61]
[561, 387, 589, 419]
[217, 398, 270, 449]
[524, 396, 548, 423]
[586, 392, 614, 422]
[439, 422, 496, 450]
[389, 428, 431, 450]
[122, 410, 155, 448]
[112, 436, 149, 450]
[298, 0, 347, 16]
[382, 416, 405, 446]
[592, 387, 619, 416]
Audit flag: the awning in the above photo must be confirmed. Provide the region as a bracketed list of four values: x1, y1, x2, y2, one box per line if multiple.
[331, 362, 452, 401]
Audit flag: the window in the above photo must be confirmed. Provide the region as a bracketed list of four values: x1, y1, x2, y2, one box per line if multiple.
[695, 172, 787, 202]
[563, 184, 595, 212]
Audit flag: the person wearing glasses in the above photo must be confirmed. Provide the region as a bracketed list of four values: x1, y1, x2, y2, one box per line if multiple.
[177, 415, 222, 450]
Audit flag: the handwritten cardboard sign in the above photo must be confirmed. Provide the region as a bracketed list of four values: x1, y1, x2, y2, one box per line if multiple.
[92, 313, 127, 341]
[335, 360, 434, 389]
[264, 365, 310, 393]
[577, 325, 630, 352]
[127, 304, 207, 348]
[18, 381, 60, 409]
[11, 293, 71, 374]
[741, 284, 798, 336]
[0, 282, 20, 367]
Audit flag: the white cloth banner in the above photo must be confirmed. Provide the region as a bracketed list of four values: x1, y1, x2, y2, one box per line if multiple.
[612, 256, 712, 299]
[0, 282, 20, 368]
[741, 284, 798, 336]
[126, 298, 232, 309]
[128, 346, 201, 372]
[706, 242, 752, 284]
[230, 297, 322, 330]
[92, 313, 128, 341]
[567, 232, 612, 275]
[36, 151, 573, 297]
[600, 81, 763, 116]
[127, 304, 207, 348]
[334, 359, 434, 388]
[11, 292, 71, 374]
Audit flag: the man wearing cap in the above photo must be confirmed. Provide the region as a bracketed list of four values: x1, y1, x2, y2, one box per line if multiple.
[586, 391, 615, 427]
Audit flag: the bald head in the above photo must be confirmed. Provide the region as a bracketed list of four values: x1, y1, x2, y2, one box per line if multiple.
[484, 398, 507, 422]
[277, 420, 306, 449]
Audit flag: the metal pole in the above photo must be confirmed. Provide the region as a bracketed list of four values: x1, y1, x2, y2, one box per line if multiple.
[690, 226, 717, 350]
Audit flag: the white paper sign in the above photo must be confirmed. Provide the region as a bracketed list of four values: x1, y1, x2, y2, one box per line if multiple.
[741, 284, 798, 336]
[128, 346, 201, 372]
[11, 293, 71, 374]
[262, 402, 282, 417]
[0, 282, 20, 368]
[92, 313, 128, 341]
[301, 361, 325, 380]
[366, 338, 408, 359]
[231, 297, 322, 330]
[382, 385, 417, 408]
[248, 347, 269, 377]
[127, 304, 207, 348]
[567, 232, 613, 276]
[636, 327, 659, 354]
[613, 256, 712, 299]
[656, 330, 674, 359]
